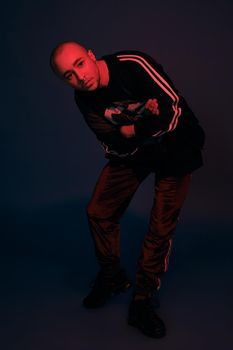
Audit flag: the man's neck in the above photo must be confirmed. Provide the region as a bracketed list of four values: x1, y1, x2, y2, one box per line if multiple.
[97, 60, 109, 88]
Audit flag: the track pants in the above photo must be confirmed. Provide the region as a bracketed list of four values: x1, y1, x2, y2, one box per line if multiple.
[86, 160, 192, 296]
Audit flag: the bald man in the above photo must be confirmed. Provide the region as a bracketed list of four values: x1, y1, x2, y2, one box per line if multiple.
[50, 41, 205, 338]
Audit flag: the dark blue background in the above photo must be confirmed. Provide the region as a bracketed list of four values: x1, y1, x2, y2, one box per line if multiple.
[1, 1, 233, 349]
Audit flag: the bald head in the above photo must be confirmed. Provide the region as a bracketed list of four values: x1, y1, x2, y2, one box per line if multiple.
[50, 41, 88, 75]
[49, 41, 103, 91]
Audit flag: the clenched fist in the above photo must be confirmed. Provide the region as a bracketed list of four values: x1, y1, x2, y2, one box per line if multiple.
[144, 98, 160, 116]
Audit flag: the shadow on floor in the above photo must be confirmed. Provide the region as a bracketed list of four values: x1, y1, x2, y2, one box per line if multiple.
[1, 199, 232, 350]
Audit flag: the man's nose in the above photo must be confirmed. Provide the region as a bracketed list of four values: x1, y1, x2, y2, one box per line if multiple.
[73, 69, 85, 82]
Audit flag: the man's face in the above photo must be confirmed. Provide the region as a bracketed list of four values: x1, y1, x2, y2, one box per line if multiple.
[53, 44, 101, 91]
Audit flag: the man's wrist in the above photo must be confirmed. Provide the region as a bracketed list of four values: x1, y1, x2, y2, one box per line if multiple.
[119, 125, 135, 138]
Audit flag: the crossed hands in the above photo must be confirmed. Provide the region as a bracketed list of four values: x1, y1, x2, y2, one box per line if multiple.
[144, 98, 160, 116]
[120, 98, 159, 138]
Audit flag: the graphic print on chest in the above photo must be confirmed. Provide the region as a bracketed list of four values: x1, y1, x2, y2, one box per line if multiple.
[104, 100, 147, 126]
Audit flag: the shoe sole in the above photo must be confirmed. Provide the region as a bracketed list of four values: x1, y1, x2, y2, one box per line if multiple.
[128, 318, 166, 338]
[111, 281, 132, 295]
[83, 280, 132, 309]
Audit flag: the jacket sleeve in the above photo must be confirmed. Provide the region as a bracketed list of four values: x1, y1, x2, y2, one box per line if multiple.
[116, 52, 182, 139]
[75, 100, 139, 157]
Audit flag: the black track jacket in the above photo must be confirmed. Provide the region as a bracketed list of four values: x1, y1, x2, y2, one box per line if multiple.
[74, 50, 205, 177]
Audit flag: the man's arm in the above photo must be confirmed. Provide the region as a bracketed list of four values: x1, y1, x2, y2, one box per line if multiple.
[119, 98, 160, 138]
[74, 97, 140, 156]
[117, 51, 182, 139]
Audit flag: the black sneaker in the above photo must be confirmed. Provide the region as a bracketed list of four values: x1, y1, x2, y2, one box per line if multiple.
[128, 298, 166, 338]
[83, 268, 132, 308]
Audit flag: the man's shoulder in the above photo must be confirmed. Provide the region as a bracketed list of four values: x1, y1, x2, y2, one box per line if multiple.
[102, 50, 161, 76]
[114, 49, 149, 57]
[102, 50, 154, 62]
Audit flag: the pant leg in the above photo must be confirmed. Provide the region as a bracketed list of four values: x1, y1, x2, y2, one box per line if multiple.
[135, 173, 192, 296]
[86, 160, 151, 272]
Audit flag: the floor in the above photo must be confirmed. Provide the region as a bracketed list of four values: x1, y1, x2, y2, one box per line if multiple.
[1, 200, 232, 350]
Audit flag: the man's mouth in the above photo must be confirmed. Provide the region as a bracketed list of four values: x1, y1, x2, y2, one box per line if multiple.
[83, 79, 93, 88]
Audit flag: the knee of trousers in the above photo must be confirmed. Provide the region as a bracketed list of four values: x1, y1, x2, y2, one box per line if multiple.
[86, 201, 113, 221]
[150, 215, 180, 238]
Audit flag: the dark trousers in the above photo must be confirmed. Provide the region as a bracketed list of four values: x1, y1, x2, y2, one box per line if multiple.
[86, 160, 192, 296]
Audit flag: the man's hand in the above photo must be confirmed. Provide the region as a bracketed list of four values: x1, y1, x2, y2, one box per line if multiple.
[119, 99, 159, 138]
[144, 98, 160, 116]
[119, 125, 135, 138]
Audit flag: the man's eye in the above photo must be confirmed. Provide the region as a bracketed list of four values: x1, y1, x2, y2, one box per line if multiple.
[66, 74, 72, 80]
[77, 61, 84, 67]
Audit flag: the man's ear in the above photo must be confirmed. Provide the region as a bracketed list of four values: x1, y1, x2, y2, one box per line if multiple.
[87, 49, 96, 61]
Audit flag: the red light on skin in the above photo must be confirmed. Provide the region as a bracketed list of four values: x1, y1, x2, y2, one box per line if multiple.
[84, 78, 94, 89]
[52, 42, 109, 91]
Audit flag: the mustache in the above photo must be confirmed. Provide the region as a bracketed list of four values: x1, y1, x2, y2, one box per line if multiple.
[81, 78, 93, 88]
